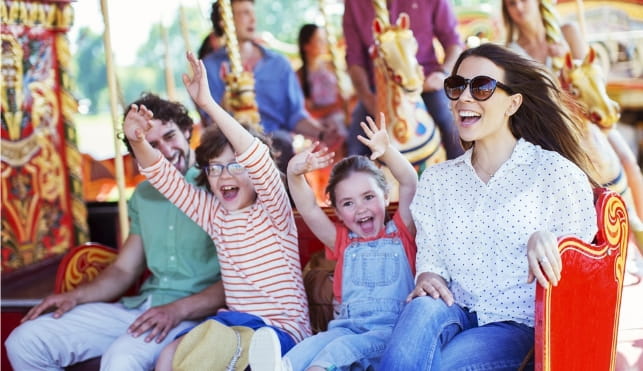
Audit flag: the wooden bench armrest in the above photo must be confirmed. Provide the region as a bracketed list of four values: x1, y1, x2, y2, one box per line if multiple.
[535, 188, 629, 370]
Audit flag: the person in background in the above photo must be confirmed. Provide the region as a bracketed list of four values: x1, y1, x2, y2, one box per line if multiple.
[297, 23, 347, 148]
[380, 43, 597, 370]
[5, 93, 225, 370]
[204, 0, 345, 171]
[502, 0, 585, 67]
[342, 0, 464, 159]
[296, 23, 349, 204]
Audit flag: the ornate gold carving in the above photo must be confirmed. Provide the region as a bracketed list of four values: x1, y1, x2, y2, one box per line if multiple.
[1, 34, 24, 141]
[3, 1, 72, 29]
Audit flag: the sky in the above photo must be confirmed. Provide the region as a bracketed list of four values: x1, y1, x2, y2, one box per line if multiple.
[70, 0, 212, 66]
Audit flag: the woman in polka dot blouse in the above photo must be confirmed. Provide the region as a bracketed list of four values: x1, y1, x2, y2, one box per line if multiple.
[381, 43, 598, 370]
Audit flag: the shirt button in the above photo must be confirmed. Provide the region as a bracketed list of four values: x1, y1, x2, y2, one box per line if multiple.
[162, 277, 168, 281]
[169, 256, 176, 261]
[169, 225, 174, 231]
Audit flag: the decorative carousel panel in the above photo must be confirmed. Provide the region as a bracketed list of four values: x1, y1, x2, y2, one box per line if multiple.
[1, 0, 87, 273]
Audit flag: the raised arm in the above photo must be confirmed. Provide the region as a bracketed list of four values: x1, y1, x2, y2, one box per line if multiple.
[287, 143, 337, 248]
[357, 113, 417, 232]
[182, 51, 253, 154]
[122, 104, 163, 168]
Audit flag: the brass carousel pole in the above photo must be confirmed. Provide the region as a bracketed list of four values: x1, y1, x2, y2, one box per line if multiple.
[318, 0, 352, 119]
[576, 0, 586, 38]
[540, 0, 564, 71]
[372, 0, 390, 27]
[220, 0, 243, 76]
[179, 5, 192, 54]
[99, 0, 128, 243]
[218, 0, 261, 129]
[160, 23, 177, 101]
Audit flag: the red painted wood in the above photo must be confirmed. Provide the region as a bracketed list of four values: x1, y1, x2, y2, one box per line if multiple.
[535, 188, 629, 371]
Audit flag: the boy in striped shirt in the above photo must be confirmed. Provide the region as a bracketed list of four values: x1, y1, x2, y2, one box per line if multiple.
[123, 51, 311, 370]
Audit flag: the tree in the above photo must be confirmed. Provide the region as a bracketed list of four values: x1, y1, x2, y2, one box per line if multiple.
[72, 27, 108, 114]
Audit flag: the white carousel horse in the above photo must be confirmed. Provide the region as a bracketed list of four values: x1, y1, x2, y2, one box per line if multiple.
[559, 47, 643, 250]
[371, 13, 446, 174]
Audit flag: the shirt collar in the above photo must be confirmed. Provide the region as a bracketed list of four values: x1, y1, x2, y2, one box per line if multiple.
[455, 138, 537, 171]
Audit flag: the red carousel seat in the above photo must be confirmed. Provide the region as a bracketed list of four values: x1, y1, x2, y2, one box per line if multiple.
[535, 187, 629, 370]
[55, 243, 117, 294]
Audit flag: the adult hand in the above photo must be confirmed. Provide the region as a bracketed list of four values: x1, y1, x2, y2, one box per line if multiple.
[128, 303, 182, 343]
[407, 272, 454, 306]
[122, 104, 153, 143]
[527, 230, 562, 288]
[423, 71, 447, 92]
[21, 292, 80, 322]
[357, 112, 389, 160]
[287, 142, 334, 176]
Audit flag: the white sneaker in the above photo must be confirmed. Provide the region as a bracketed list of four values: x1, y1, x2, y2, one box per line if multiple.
[249, 327, 289, 371]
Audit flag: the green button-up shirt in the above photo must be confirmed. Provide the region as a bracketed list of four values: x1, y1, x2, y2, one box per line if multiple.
[121, 166, 221, 308]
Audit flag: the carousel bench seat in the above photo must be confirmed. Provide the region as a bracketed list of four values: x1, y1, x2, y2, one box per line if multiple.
[534, 187, 628, 370]
[51, 190, 627, 371]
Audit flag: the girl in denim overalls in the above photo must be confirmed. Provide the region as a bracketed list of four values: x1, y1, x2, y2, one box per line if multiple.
[249, 113, 417, 371]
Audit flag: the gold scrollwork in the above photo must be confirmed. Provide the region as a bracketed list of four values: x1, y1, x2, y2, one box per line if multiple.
[1, 33, 24, 141]
[3, 0, 72, 29]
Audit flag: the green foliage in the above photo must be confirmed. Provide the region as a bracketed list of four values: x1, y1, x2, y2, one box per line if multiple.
[71, 27, 107, 114]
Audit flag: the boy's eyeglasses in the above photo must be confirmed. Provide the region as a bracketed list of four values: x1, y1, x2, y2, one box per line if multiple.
[444, 75, 513, 101]
[204, 162, 246, 177]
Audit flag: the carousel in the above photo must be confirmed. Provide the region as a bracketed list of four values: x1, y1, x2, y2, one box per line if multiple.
[1, 0, 642, 370]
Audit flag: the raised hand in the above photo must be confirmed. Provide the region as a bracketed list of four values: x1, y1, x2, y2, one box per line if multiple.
[287, 142, 334, 176]
[21, 292, 80, 322]
[357, 112, 390, 160]
[122, 104, 153, 143]
[182, 51, 214, 109]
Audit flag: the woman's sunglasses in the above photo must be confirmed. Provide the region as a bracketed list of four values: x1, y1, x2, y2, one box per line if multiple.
[444, 75, 513, 101]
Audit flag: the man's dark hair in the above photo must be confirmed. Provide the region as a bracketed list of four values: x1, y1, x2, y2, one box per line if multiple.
[121, 93, 194, 155]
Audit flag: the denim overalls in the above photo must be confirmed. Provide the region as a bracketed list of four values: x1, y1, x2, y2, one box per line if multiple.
[286, 220, 414, 370]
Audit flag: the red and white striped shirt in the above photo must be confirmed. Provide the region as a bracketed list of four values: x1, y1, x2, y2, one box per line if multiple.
[141, 139, 311, 342]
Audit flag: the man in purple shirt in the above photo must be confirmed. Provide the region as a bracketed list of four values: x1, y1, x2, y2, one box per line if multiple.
[343, 0, 464, 159]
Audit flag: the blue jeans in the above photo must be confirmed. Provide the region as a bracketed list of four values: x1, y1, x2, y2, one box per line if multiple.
[285, 222, 414, 370]
[380, 297, 534, 371]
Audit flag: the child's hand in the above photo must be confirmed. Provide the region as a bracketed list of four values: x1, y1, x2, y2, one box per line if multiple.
[182, 51, 214, 108]
[357, 112, 390, 160]
[123, 104, 153, 143]
[287, 142, 334, 176]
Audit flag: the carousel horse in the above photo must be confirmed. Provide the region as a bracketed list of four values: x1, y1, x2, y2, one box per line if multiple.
[371, 13, 446, 174]
[559, 47, 643, 250]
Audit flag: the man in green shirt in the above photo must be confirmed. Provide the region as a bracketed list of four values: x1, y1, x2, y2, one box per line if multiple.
[5, 93, 225, 370]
